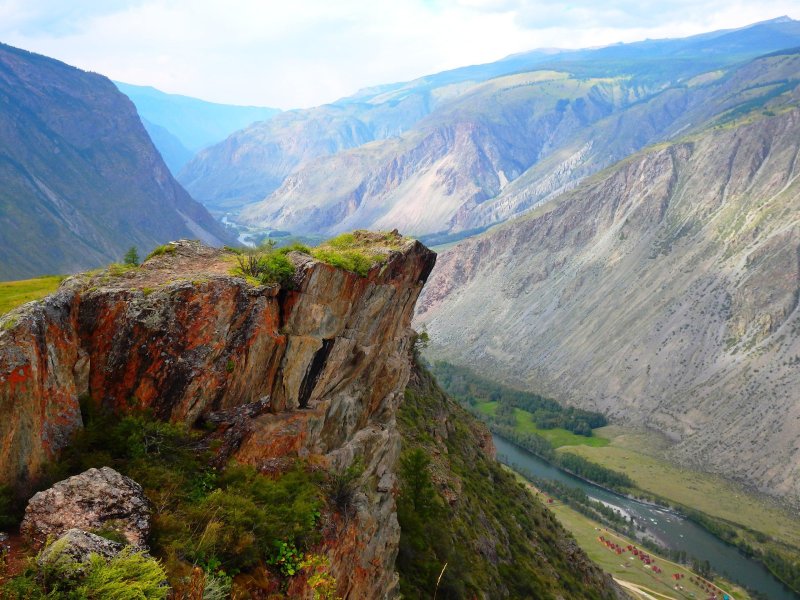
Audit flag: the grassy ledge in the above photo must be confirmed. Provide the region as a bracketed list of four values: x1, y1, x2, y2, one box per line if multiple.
[229, 230, 412, 285]
[0, 276, 64, 317]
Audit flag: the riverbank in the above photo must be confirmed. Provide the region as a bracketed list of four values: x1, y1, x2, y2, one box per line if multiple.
[429, 362, 800, 596]
[562, 426, 800, 595]
[506, 466, 751, 600]
[495, 435, 799, 600]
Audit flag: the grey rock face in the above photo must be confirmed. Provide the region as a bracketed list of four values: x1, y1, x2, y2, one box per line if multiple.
[21, 467, 151, 550]
[418, 106, 800, 502]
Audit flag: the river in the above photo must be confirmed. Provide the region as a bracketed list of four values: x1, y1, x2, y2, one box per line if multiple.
[494, 435, 799, 600]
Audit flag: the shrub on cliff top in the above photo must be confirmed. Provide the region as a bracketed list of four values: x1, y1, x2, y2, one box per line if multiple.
[233, 240, 297, 288]
[145, 244, 176, 261]
[15, 406, 326, 596]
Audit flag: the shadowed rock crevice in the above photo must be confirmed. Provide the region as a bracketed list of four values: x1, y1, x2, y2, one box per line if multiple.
[298, 338, 335, 409]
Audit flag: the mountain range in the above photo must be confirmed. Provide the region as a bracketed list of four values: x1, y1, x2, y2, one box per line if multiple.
[179, 17, 800, 239]
[115, 82, 280, 173]
[0, 43, 230, 280]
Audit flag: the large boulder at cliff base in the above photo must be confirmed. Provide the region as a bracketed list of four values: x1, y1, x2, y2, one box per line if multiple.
[20, 467, 151, 550]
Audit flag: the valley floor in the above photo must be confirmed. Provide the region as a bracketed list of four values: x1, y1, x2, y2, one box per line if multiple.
[0, 276, 63, 316]
[564, 426, 800, 551]
[510, 468, 752, 600]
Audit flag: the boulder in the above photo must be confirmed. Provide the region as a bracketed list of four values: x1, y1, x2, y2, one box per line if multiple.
[21, 467, 151, 550]
[37, 529, 124, 573]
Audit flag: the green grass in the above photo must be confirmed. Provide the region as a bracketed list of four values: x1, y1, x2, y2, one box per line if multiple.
[2, 406, 336, 598]
[310, 230, 407, 277]
[564, 426, 800, 550]
[565, 427, 800, 593]
[144, 243, 177, 261]
[475, 402, 609, 448]
[0, 276, 64, 316]
[514, 469, 752, 600]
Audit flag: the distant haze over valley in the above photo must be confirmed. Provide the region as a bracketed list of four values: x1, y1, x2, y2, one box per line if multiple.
[172, 17, 800, 241]
[115, 82, 280, 174]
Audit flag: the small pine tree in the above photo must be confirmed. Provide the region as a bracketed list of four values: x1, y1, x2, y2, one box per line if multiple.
[399, 448, 435, 518]
[123, 246, 140, 266]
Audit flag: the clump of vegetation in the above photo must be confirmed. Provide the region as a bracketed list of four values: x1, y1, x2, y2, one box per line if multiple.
[4, 400, 327, 598]
[325, 458, 364, 520]
[229, 230, 406, 282]
[0, 546, 168, 600]
[310, 231, 405, 277]
[145, 244, 176, 261]
[106, 263, 139, 277]
[298, 554, 339, 600]
[232, 240, 300, 288]
[432, 361, 606, 436]
[123, 246, 140, 266]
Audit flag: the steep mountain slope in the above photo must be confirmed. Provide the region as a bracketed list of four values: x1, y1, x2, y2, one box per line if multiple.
[139, 118, 194, 174]
[179, 92, 432, 213]
[0, 44, 230, 280]
[417, 98, 800, 503]
[116, 82, 280, 171]
[184, 19, 800, 234]
[397, 361, 625, 599]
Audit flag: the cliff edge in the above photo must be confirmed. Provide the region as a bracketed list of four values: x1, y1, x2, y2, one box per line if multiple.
[0, 232, 434, 598]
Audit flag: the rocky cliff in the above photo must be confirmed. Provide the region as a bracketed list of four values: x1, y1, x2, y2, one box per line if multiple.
[0, 233, 627, 599]
[418, 104, 800, 504]
[0, 43, 230, 280]
[0, 233, 434, 598]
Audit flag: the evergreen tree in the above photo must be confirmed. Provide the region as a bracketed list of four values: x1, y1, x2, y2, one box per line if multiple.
[124, 246, 140, 266]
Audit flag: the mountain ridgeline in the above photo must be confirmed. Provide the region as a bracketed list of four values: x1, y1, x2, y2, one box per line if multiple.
[115, 82, 281, 174]
[179, 18, 800, 239]
[417, 57, 800, 502]
[0, 43, 230, 280]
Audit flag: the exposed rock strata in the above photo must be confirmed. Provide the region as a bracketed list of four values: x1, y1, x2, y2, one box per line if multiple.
[0, 233, 436, 599]
[418, 108, 800, 502]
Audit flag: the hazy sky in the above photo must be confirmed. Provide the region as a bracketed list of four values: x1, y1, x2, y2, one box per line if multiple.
[0, 0, 797, 108]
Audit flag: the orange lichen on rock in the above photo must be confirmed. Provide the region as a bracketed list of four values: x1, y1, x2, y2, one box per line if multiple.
[0, 234, 436, 600]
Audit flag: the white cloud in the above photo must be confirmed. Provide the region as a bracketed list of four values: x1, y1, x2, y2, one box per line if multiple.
[0, 0, 796, 108]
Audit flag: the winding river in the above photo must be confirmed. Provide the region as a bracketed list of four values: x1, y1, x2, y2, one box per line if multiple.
[494, 435, 799, 600]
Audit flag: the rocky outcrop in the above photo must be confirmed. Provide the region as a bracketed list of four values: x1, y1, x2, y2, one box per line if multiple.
[0, 233, 436, 599]
[21, 467, 151, 550]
